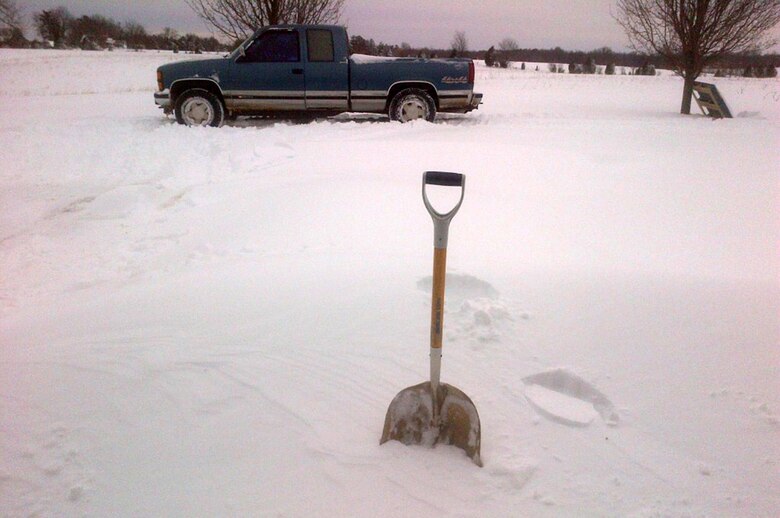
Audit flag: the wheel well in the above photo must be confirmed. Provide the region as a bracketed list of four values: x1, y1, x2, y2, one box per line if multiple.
[170, 80, 224, 107]
[387, 82, 439, 110]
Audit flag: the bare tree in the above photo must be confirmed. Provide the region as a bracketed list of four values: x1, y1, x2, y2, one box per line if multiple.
[287, 0, 343, 24]
[34, 7, 72, 46]
[69, 14, 123, 47]
[185, 0, 344, 41]
[123, 21, 148, 48]
[162, 27, 179, 41]
[615, 0, 780, 114]
[0, 0, 22, 29]
[498, 37, 519, 52]
[450, 30, 468, 57]
[497, 37, 519, 66]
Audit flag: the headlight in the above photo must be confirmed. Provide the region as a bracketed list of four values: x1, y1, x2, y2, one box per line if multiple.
[157, 70, 164, 91]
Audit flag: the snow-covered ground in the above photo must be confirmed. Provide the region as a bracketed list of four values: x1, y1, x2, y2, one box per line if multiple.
[1, 49, 778, 517]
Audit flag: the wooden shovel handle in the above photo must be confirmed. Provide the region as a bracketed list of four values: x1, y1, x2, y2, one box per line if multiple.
[430, 247, 447, 349]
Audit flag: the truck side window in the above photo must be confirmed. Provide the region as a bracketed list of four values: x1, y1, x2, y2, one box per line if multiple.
[242, 30, 300, 63]
[307, 30, 334, 62]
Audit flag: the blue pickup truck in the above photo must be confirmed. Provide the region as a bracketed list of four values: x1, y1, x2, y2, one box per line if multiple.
[154, 25, 482, 127]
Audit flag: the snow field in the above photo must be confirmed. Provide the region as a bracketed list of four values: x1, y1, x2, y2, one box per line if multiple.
[1, 49, 778, 516]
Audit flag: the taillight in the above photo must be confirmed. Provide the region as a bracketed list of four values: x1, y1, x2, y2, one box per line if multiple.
[468, 61, 475, 84]
[157, 70, 164, 91]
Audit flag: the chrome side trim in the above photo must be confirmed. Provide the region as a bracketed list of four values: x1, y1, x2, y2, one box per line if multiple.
[226, 98, 306, 110]
[438, 92, 470, 109]
[438, 89, 472, 97]
[439, 99, 467, 109]
[305, 90, 349, 109]
[350, 99, 386, 112]
[306, 90, 349, 98]
[223, 90, 305, 98]
[350, 90, 386, 98]
[307, 100, 348, 109]
[223, 90, 351, 111]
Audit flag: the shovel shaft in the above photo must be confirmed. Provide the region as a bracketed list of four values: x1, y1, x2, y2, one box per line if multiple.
[430, 247, 446, 391]
[430, 247, 447, 351]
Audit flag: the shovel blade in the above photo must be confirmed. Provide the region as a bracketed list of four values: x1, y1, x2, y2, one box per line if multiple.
[380, 382, 482, 466]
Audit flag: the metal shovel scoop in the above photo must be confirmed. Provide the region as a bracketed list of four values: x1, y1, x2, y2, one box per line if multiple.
[380, 171, 482, 467]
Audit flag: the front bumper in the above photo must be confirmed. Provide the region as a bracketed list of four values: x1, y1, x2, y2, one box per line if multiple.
[154, 90, 171, 111]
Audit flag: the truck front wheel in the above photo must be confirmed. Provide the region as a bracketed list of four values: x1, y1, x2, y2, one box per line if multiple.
[175, 88, 225, 127]
[389, 88, 436, 123]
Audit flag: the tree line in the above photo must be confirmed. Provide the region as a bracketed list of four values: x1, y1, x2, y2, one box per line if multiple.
[0, 3, 228, 52]
[481, 43, 778, 77]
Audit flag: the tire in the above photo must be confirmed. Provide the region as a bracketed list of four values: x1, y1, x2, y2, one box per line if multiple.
[174, 88, 225, 127]
[388, 88, 436, 123]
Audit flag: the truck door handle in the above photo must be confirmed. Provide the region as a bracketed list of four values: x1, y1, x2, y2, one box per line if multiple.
[292, 68, 303, 75]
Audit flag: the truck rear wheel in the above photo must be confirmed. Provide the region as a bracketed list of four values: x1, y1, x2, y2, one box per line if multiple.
[175, 88, 225, 127]
[389, 88, 436, 123]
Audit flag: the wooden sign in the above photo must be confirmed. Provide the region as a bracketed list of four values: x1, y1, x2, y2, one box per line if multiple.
[692, 82, 733, 119]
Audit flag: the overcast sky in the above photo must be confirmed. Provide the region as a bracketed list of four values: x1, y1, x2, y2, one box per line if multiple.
[19, 0, 780, 52]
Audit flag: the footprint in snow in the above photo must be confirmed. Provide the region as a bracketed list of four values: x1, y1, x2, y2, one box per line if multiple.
[417, 274, 517, 345]
[522, 369, 619, 428]
[417, 273, 499, 302]
[47, 196, 96, 219]
[710, 389, 779, 427]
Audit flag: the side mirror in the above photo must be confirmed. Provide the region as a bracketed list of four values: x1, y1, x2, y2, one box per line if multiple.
[234, 43, 247, 63]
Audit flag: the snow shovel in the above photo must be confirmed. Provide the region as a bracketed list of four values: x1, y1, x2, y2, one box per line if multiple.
[380, 171, 482, 467]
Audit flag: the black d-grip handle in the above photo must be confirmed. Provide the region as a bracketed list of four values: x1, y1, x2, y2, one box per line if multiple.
[422, 171, 466, 249]
[424, 171, 464, 187]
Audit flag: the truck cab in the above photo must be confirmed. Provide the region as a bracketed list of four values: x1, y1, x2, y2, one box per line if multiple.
[224, 25, 350, 113]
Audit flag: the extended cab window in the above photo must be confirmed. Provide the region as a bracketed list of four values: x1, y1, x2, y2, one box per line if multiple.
[242, 30, 300, 63]
[307, 29, 334, 62]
